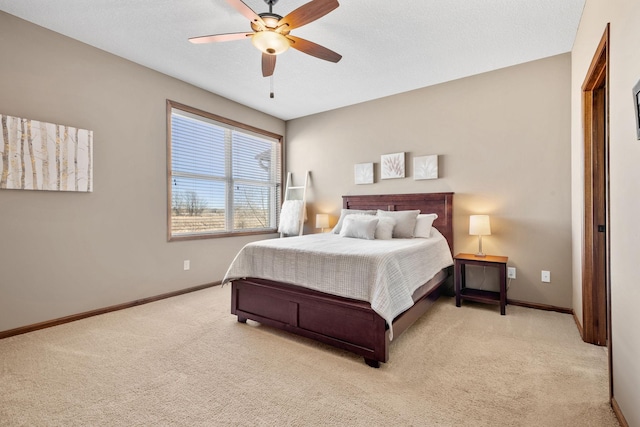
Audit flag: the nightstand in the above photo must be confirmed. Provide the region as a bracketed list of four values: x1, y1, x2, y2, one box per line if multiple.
[454, 253, 508, 315]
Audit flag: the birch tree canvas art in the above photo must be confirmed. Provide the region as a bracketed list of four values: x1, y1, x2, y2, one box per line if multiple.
[0, 114, 93, 192]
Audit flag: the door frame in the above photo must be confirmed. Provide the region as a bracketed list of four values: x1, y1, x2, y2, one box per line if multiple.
[581, 23, 611, 393]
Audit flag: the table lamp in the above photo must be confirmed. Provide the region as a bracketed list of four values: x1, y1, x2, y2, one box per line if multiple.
[469, 215, 491, 257]
[315, 213, 330, 233]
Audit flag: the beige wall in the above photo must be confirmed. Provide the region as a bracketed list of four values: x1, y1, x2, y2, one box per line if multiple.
[287, 54, 572, 308]
[571, 0, 640, 424]
[0, 12, 285, 333]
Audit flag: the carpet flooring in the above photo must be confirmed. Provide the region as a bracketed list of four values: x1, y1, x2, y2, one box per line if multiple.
[0, 285, 619, 426]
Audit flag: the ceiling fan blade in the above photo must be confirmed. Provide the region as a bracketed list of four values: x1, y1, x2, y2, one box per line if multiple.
[278, 0, 339, 30]
[226, 0, 266, 28]
[262, 53, 276, 77]
[189, 32, 252, 44]
[286, 35, 342, 63]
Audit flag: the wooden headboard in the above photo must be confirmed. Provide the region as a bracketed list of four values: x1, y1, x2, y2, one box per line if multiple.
[342, 192, 454, 252]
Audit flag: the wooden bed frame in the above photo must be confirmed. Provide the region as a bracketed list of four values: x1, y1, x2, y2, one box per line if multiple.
[230, 192, 454, 367]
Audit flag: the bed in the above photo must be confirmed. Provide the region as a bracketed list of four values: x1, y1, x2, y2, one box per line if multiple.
[224, 192, 454, 367]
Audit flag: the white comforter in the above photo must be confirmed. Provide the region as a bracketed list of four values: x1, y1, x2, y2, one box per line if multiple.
[222, 229, 453, 339]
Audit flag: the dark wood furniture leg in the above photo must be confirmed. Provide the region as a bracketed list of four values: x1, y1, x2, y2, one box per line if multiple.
[455, 260, 464, 308]
[365, 358, 380, 368]
[498, 263, 507, 315]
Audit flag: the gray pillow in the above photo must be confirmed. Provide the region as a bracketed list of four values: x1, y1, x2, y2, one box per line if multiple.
[339, 215, 379, 240]
[376, 209, 420, 238]
[374, 216, 396, 240]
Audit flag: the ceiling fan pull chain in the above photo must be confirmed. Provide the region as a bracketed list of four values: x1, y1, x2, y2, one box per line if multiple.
[270, 75, 275, 98]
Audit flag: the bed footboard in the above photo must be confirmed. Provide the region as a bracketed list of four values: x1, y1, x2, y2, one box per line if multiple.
[232, 278, 389, 364]
[231, 276, 445, 367]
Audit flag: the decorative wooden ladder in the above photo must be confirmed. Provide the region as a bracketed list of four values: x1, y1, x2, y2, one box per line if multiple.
[280, 171, 309, 237]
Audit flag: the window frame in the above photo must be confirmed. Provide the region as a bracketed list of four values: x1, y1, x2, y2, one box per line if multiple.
[166, 100, 283, 241]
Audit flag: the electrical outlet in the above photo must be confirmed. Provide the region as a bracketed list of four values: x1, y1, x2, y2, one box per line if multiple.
[507, 267, 516, 279]
[541, 270, 551, 283]
[183, 260, 190, 271]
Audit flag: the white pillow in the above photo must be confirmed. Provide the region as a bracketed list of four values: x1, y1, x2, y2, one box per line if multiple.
[375, 216, 396, 240]
[332, 209, 376, 234]
[376, 210, 420, 238]
[414, 213, 438, 238]
[339, 215, 379, 240]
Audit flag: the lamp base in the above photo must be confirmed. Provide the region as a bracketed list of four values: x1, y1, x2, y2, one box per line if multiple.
[476, 235, 486, 257]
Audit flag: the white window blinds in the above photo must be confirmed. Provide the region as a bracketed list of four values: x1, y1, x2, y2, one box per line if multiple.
[168, 103, 281, 240]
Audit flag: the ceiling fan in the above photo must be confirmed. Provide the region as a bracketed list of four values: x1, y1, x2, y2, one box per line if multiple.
[189, 0, 342, 78]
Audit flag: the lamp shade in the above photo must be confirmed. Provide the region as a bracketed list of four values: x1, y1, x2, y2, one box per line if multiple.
[469, 215, 491, 236]
[315, 213, 330, 229]
[251, 31, 290, 55]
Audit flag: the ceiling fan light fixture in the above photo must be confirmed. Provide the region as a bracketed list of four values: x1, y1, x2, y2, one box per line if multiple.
[252, 31, 290, 55]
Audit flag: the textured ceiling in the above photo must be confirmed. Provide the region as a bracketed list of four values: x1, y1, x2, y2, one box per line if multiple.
[0, 0, 585, 120]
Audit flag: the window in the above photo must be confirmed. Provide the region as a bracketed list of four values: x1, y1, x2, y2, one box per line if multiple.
[167, 100, 282, 240]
